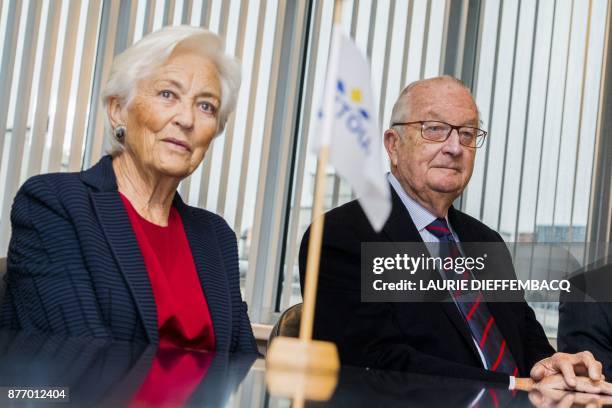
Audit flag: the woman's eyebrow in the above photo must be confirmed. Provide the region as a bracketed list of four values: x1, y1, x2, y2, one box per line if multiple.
[195, 91, 220, 100]
[155, 79, 183, 89]
[156, 79, 219, 100]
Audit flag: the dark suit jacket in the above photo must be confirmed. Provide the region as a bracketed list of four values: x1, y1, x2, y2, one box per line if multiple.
[0, 155, 257, 354]
[299, 187, 554, 384]
[558, 260, 612, 378]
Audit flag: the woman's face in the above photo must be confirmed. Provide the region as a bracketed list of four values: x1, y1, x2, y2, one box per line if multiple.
[118, 47, 222, 178]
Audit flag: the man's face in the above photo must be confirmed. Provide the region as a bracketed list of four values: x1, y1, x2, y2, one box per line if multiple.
[387, 82, 479, 201]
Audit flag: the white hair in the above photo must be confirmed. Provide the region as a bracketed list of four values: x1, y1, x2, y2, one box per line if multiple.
[102, 25, 241, 156]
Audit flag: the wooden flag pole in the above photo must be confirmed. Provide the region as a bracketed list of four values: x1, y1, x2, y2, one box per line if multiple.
[300, 0, 344, 344]
[266, 0, 343, 375]
[299, 145, 329, 342]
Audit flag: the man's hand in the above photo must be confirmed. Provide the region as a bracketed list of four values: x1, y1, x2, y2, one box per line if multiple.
[533, 374, 610, 395]
[515, 375, 612, 394]
[517, 374, 612, 408]
[527, 374, 612, 408]
[531, 352, 604, 388]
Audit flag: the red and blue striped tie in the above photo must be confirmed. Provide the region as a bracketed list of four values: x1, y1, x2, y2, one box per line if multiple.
[426, 218, 518, 376]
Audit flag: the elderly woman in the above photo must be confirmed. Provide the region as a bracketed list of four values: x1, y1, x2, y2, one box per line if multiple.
[0, 26, 256, 353]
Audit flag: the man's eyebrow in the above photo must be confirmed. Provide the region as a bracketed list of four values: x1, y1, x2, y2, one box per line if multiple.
[424, 110, 479, 126]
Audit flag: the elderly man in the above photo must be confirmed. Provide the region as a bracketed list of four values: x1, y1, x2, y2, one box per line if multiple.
[299, 76, 605, 391]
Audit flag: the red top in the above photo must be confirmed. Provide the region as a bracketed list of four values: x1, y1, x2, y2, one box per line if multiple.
[120, 193, 216, 351]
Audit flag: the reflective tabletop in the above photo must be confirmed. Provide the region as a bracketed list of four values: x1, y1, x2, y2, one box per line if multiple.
[0, 330, 609, 407]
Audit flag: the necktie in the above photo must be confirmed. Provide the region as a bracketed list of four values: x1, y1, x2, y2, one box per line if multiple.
[425, 218, 518, 376]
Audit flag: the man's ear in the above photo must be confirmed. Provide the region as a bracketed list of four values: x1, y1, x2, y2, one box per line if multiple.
[107, 97, 126, 128]
[384, 128, 400, 167]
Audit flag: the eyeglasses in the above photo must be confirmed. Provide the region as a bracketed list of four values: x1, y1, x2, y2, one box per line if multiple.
[391, 120, 487, 148]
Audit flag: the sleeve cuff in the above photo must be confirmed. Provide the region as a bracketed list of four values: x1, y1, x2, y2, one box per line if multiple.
[508, 375, 516, 390]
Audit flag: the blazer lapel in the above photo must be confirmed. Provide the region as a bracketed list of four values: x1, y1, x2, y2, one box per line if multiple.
[175, 197, 232, 353]
[82, 155, 158, 343]
[383, 189, 483, 365]
[90, 190, 159, 344]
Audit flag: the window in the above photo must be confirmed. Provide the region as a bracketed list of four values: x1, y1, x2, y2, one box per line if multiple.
[0, 0, 609, 333]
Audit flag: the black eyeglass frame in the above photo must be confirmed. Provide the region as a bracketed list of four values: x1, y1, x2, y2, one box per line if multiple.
[391, 120, 488, 148]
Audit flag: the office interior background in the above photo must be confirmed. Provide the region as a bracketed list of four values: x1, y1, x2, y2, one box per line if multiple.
[0, 0, 611, 345]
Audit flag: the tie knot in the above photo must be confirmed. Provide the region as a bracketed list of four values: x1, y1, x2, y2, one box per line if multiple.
[425, 218, 452, 239]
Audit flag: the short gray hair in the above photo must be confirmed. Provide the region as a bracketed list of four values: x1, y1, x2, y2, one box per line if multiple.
[389, 75, 480, 127]
[102, 25, 241, 156]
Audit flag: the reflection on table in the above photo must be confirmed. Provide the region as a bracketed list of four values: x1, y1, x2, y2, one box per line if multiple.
[0, 330, 610, 407]
[0, 330, 255, 407]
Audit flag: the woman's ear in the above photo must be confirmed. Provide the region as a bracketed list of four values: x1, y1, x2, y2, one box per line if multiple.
[107, 97, 126, 128]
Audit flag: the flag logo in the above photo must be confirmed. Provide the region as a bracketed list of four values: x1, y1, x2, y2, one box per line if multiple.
[318, 80, 372, 155]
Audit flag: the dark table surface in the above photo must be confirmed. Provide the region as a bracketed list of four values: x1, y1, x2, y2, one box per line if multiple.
[0, 330, 608, 407]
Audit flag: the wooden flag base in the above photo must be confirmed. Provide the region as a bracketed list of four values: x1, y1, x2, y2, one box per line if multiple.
[266, 366, 339, 402]
[266, 336, 340, 373]
[266, 337, 340, 403]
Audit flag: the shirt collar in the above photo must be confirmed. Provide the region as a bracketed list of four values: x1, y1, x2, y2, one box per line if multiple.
[387, 172, 446, 233]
